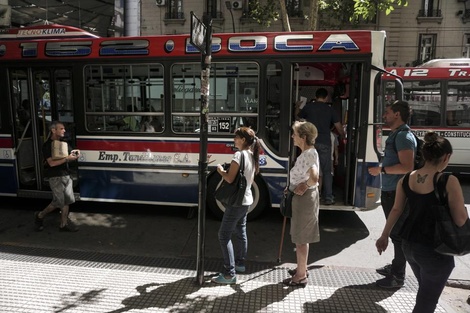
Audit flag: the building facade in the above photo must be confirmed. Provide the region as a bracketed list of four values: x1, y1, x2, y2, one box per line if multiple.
[138, 0, 470, 67]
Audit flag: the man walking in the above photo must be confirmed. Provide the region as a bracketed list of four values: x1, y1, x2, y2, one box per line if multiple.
[368, 100, 417, 288]
[297, 88, 345, 205]
[34, 121, 80, 232]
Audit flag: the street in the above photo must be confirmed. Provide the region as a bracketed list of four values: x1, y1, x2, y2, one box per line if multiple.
[0, 174, 469, 312]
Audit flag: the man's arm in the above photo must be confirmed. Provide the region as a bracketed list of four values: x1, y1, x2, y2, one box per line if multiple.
[384, 149, 414, 174]
[333, 122, 346, 138]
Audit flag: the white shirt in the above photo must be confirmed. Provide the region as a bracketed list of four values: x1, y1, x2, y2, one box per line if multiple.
[232, 150, 255, 206]
[289, 147, 319, 188]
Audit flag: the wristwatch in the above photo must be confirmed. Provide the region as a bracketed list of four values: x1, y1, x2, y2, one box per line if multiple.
[381, 166, 386, 174]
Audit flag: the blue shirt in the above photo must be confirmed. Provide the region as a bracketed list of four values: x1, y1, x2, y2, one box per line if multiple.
[382, 124, 417, 191]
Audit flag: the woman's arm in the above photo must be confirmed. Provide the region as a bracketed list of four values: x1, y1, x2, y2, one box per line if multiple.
[446, 175, 469, 227]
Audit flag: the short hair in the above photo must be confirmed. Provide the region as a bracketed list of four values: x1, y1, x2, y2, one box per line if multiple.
[50, 120, 64, 131]
[387, 100, 411, 123]
[292, 120, 318, 145]
[315, 88, 328, 99]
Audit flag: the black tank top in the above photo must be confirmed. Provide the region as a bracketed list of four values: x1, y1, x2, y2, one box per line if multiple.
[400, 173, 440, 245]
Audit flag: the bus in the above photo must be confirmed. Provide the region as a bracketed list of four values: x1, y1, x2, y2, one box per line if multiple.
[383, 58, 470, 174]
[0, 24, 398, 219]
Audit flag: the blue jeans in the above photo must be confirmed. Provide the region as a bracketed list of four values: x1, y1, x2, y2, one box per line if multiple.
[316, 143, 333, 201]
[381, 190, 407, 279]
[218, 204, 249, 277]
[402, 240, 454, 313]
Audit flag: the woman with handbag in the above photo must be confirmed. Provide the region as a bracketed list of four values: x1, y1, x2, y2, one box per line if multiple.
[376, 132, 469, 313]
[283, 120, 320, 287]
[212, 127, 261, 284]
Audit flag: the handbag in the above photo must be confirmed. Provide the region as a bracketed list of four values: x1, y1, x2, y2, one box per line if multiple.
[214, 152, 247, 207]
[432, 173, 470, 256]
[280, 189, 293, 218]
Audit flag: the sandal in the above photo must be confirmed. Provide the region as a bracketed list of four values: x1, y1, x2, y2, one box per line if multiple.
[282, 277, 308, 287]
[287, 268, 309, 278]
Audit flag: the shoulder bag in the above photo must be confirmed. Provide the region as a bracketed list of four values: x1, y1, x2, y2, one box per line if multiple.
[433, 173, 470, 256]
[214, 152, 247, 207]
[280, 188, 293, 218]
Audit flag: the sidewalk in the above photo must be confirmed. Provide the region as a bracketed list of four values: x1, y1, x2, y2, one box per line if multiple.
[0, 244, 457, 313]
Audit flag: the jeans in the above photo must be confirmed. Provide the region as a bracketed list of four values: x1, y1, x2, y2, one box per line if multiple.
[218, 204, 249, 277]
[381, 190, 407, 278]
[316, 143, 333, 201]
[402, 240, 454, 313]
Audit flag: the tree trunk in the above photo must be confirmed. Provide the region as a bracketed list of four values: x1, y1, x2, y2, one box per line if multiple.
[309, 0, 320, 31]
[279, 0, 291, 32]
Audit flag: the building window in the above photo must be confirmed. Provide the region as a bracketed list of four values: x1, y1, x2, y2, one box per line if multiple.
[166, 0, 184, 19]
[286, 0, 303, 17]
[464, 34, 470, 58]
[418, 0, 441, 18]
[418, 34, 436, 63]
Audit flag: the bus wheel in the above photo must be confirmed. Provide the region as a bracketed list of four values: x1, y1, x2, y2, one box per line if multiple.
[207, 174, 269, 221]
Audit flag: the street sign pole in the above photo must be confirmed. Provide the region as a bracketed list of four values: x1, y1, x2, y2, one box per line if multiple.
[190, 11, 212, 286]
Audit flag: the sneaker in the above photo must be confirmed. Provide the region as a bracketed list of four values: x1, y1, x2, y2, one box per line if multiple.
[376, 275, 404, 289]
[321, 199, 335, 205]
[34, 211, 44, 232]
[235, 265, 246, 273]
[59, 219, 79, 232]
[376, 264, 392, 276]
[211, 273, 237, 284]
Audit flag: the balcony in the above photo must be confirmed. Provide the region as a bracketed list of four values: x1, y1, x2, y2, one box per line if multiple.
[164, 12, 185, 25]
[417, 9, 443, 24]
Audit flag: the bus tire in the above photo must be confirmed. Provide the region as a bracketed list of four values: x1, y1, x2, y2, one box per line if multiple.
[207, 173, 269, 221]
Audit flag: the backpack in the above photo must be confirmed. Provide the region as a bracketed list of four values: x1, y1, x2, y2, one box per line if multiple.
[394, 130, 424, 170]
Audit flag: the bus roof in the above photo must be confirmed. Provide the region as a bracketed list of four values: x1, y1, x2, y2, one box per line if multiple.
[418, 58, 470, 68]
[0, 24, 387, 61]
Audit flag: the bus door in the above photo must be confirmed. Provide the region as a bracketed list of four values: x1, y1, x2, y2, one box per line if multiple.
[291, 61, 369, 209]
[11, 67, 77, 197]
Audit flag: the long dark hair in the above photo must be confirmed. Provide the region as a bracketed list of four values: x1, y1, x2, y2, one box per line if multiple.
[235, 127, 261, 174]
[421, 131, 453, 166]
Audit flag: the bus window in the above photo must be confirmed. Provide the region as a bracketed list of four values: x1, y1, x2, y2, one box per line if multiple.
[171, 62, 259, 134]
[84, 64, 164, 132]
[447, 81, 470, 127]
[404, 81, 441, 127]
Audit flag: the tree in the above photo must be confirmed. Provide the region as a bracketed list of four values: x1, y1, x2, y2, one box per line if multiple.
[246, 0, 408, 31]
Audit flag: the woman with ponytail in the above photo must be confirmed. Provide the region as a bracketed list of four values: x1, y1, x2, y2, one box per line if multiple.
[376, 131, 468, 312]
[212, 127, 261, 284]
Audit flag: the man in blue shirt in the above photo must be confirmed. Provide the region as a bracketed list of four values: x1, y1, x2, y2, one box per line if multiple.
[297, 88, 345, 205]
[369, 100, 417, 288]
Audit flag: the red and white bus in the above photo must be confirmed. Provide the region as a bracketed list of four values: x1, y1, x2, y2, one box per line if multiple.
[383, 58, 470, 174]
[0, 24, 398, 218]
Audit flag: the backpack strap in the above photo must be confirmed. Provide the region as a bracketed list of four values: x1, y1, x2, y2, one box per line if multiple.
[433, 172, 449, 205]
[239, 151, 245, 175]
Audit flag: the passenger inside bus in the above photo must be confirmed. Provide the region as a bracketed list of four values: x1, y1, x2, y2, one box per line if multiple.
[119, 105, 140, 131]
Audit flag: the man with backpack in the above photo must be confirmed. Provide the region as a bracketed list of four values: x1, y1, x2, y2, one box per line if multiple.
[368, 100, 417, 288]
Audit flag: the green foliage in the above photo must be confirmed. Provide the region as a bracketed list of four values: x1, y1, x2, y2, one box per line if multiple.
[244, 0, 408, 29]
[351, 0, 408, 22]
[245, 0, 280, 27]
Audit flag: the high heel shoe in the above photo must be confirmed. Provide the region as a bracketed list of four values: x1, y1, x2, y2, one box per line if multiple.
[287, 268, 309, 278]
[282, 276, 308, 287]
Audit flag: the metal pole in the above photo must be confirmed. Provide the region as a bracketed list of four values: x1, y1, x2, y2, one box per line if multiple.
[196, 14, 212, 286]
[225, 1, 236, 33]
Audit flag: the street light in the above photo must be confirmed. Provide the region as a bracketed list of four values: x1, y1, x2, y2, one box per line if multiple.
[225, 1, 236, 33]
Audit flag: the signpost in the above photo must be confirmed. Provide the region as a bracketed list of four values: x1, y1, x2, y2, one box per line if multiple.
[190, 11, 212, 286]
